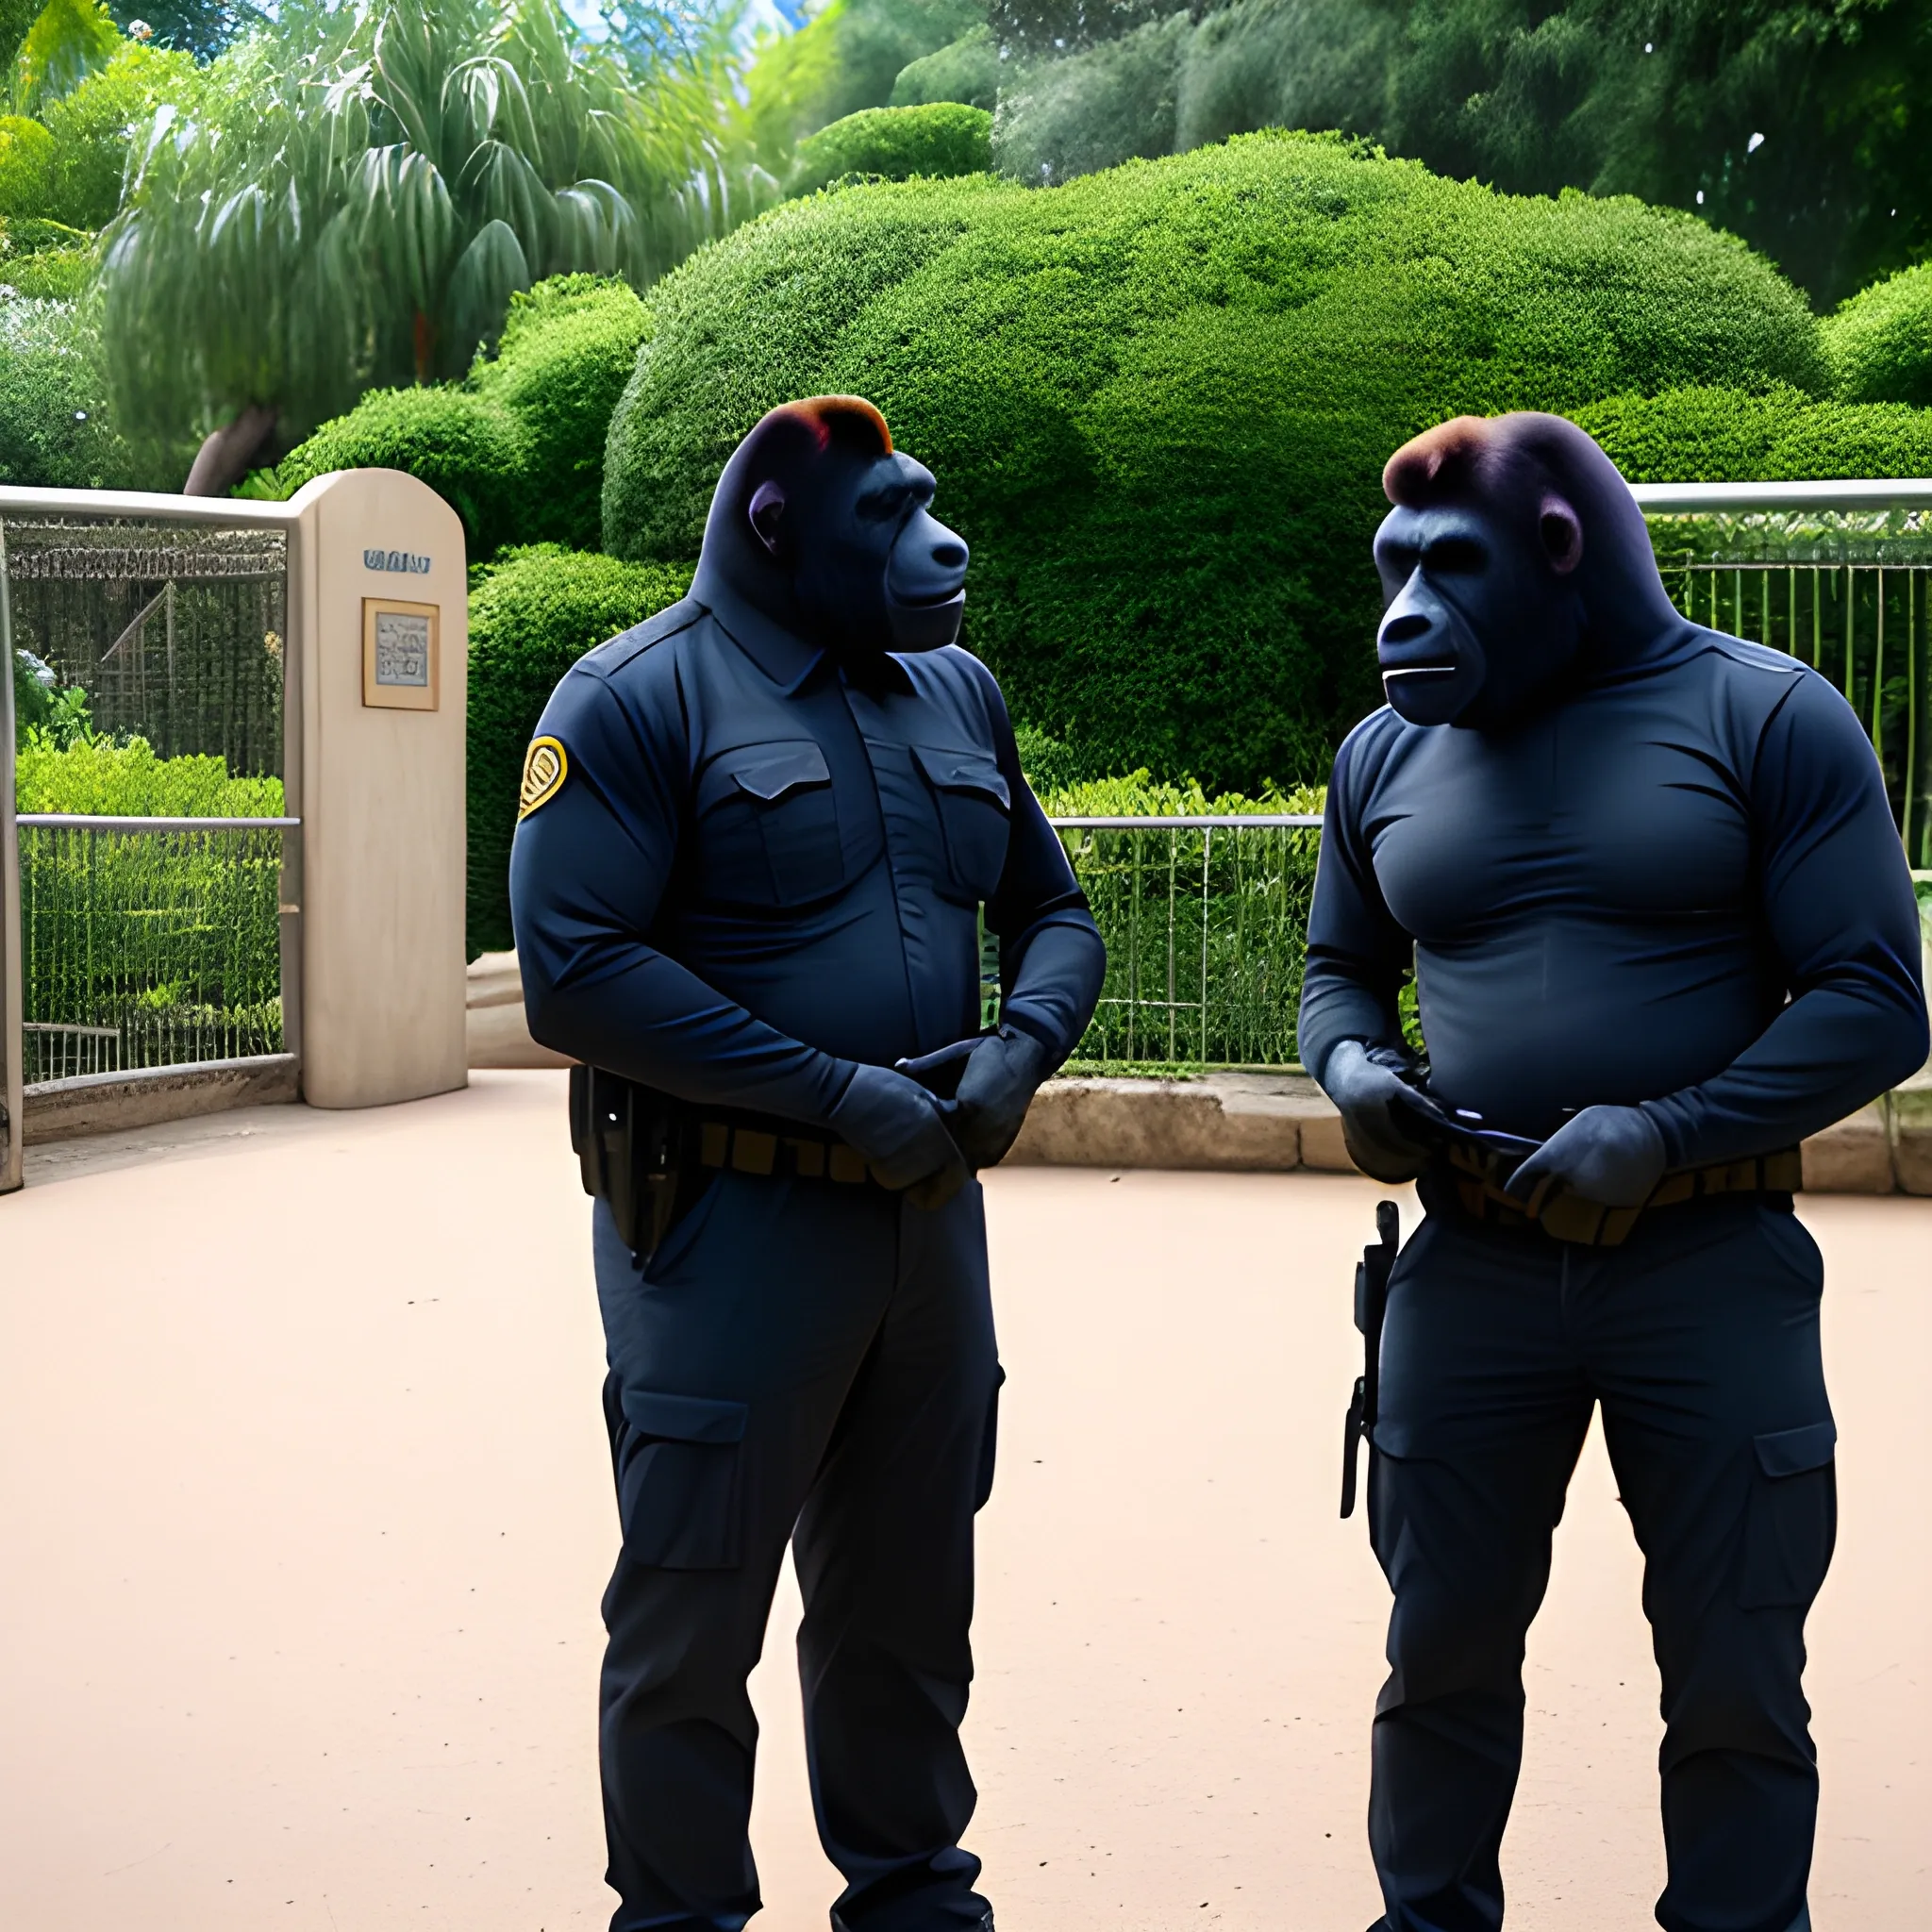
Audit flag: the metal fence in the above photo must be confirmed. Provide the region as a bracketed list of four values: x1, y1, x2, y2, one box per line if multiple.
[3, 498, 299, 1146]
[1049, 815, 1322, 1067]
[1656, 558, 1931, 863]
[3, 519, 287, 775]
[1636, 483, 1932, 868]
[13, 815, 295, 1079]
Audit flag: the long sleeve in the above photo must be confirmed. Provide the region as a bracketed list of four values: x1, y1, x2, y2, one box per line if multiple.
[1640, 670, 1928, 1167]
[508, 652, 855, 1125]
[975, 663, 1106, 1066]
[1297, 719, 1413, 1088]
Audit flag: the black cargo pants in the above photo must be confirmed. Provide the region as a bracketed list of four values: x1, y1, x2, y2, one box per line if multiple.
[591, 1169, 1002, 1932]
[1365, 1186, 1836, 1932]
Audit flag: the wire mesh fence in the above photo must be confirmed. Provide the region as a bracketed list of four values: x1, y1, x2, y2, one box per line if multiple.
[1048, 816, 1322, 1067]
[5, 506, 296, 1091]
[15, 817, 291, 1079]
[4, 519, 287, 778]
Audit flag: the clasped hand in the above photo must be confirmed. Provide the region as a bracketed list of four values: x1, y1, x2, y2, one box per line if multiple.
[827, 1027, 1050, 1213]
[1501, 1104, 1666, 1209]
[1324, 1042, 1668, 1208]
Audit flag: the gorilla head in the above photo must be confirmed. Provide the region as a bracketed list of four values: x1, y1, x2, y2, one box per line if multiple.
[1373, 412, 1684, 730]
[692, 395, 969, 661]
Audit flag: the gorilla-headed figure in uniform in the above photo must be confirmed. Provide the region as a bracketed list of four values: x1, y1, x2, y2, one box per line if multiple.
[1302, 412, 1926, 1932]
[511, 397, 1104, 1932]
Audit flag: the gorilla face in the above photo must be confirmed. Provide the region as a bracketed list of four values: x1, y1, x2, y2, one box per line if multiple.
[1373, 496, 1586, 730]
[752, 450, 969, 658]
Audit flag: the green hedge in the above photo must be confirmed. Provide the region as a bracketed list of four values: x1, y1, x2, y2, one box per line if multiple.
[14, 733, 285, 815]
[787, 103, 993, 196]
[1824, 262, 1932, 409]
[603, 131, 1831, 791]
[467, 544, 693, 955]
[1574, 385, 1932, 483]
[466, 276, 654, 549]
[13, 738, 286, 1074]
[252, 275, 649, 560]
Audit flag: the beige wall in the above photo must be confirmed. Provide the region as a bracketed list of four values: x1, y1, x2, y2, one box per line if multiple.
[290, 470, 468, 1109]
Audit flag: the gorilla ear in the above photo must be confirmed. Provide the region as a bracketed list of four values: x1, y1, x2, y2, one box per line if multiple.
[748, 480, 787, 557]
[1539, 495, 1584, 575]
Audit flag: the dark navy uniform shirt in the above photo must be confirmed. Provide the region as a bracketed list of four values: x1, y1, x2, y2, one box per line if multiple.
[508, 576, 1103, 1127]
[1300, 627, 1928, 1165]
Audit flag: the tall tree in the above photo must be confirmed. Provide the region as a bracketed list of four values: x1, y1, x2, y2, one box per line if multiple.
[990, 0, 1932, 304]
[99, 0, 774, 493]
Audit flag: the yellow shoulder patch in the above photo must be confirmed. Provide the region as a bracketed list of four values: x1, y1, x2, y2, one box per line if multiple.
[519, 737, 568, 819]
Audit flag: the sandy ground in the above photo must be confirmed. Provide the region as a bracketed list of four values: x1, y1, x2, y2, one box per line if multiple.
[0, 1070, 1924, 1932]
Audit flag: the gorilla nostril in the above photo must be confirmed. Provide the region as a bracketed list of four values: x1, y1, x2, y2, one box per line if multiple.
[1381, 613, 1433, 646]
[932, 541, 967, 569]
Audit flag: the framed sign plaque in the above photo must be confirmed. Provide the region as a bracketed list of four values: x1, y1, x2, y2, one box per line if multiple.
[362, 598, 441, 710]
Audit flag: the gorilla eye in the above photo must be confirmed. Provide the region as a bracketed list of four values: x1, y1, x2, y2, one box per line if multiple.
[1424, 537, 1486, 575]
[857, 485, 910, 523]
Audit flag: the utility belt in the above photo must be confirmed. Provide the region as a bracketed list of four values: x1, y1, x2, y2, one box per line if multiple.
[1434, 1137, 1803, 1248]
[569, 1066, 882, 1258]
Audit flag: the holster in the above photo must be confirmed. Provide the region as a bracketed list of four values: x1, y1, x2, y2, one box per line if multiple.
[569, 1064, 686, 1260]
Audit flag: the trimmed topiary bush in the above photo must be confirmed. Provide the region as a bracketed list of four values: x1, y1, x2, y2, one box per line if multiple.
[1824, 262, 1932, 409]
[1574, 385, 1932, 484]
[890, 25, 998, 111]
[603, 132, 1832, 790]
[253, 275, 647, 560]
[466, 544, 693, 955]
[467, 275, 651, 550]
[786, 103, 993, 197]
[250, 386, 527, 559]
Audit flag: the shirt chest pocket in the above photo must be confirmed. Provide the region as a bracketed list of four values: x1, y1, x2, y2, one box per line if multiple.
[695, 741, 845, 908]
[913, 743, 1011, 903]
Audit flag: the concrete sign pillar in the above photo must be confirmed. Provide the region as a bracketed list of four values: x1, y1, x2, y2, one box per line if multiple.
[288, 470, 468, 1109]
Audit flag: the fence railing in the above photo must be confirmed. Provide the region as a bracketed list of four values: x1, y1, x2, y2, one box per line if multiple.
[1634, 479, 1932, 867]
[13, 814, 297, 1082]
[1049, 815, 1323, 1067]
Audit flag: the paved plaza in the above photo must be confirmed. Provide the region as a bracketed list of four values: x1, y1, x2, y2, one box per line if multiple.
[0, 1071, 1925, 1930]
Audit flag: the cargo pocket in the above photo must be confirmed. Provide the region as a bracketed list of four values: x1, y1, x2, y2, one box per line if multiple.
[611, 1388, 749, 1570]
[974, 1365, 1007, 1511]
[695, 741, 843, 907]
[1740, 1419, 1838, 1609]
[913, 744, 1010, 901]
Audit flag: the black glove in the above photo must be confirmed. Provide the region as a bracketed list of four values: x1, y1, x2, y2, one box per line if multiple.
[1318, 1039, 1452, 1183]
[829, 1062, 971, 1208]
[1503, 1104, 1665, 1208]
[898, 1024, 1051, 1171]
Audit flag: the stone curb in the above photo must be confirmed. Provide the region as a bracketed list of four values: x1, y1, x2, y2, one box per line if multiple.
[1008, 1075, 1927, 1196]
[21, 1054, 301, 1144]
[467, 955, 1931, 1195]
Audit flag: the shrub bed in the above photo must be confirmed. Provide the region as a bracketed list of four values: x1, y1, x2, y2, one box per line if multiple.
[14, 738, 287, 1075]
[467, 544, 693, 955]
[1577, 384, 1932, 483]
[253, 275, 649, 560]
[603, 132, 1831, 791]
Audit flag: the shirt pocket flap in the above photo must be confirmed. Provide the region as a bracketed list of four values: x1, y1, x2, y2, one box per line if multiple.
[622, 1389, 749, 1444]
[912, 743, 1010, 812]
[1754, 1418, 1836, 1478]
[699, 741, 831, 811]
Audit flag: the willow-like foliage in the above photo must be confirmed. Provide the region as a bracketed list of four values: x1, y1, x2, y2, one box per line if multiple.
[99, 0, 775, 452]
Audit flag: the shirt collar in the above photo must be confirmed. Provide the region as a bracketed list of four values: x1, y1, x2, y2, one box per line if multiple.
[692, 566, 825, 695]
[691, 563, 917, 698]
